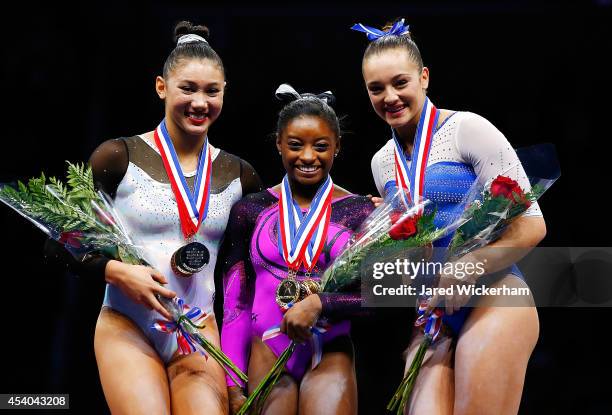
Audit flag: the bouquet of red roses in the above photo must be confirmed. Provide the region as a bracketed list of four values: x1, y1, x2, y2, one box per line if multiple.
[388, 144, 560, 414]
[320, 190, 446, 294]
[446, 174, 544, 260]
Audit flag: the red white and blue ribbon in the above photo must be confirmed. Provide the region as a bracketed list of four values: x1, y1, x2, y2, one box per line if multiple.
[262, 325, 283, 342]
[351, 18, 410, 41]
[278, 175, 334, 271]
[154, 119, 212, 239]
[262, 321, 330, 369]
[151, 297, 208, 356]
[392, 97, 439, 208]
[415, 300, 444, 342]
[308, 322, 330, 369]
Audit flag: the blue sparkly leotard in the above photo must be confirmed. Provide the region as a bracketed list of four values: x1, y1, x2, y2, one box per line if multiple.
[371, 111, 543, 334]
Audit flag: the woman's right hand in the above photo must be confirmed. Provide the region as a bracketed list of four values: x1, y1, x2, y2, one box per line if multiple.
[104, 260, 176, 319]
[228, 386, 247, 414]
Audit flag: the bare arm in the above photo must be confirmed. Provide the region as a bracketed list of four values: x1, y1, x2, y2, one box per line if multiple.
[463, 215, 546, 276]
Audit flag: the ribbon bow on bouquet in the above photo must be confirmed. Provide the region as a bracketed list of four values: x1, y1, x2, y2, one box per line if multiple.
[262, 319, 331, 370]
[151, 295, 248, 386]
[351, 18, 410, 41]
[415, 300, 444, 342]
[152, 297, 208, 355]
[0, 163, 250, 387]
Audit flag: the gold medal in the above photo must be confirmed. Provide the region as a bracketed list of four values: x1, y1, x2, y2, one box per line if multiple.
[275, 269, 301, 309]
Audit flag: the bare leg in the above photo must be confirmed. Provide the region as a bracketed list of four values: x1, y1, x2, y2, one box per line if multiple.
[403, 329, 454, 415]
[94, 307, 171, 414]
[454, 275, 539, 415]
[168, 317, 229, 415]
[248, 336, 298, 415]
[299, 336, 357, 415]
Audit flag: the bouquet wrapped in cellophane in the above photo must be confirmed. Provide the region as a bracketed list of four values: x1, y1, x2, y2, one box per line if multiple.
[387, 144, 561, 414]
[320, 189, 450, 294]
[236, 188, 448, 415]
[0, 162, 247, 386]
[446, 145, 559, 261]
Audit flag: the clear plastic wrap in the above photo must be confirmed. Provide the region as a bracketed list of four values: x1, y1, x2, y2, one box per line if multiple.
[0, 162, 247, 385]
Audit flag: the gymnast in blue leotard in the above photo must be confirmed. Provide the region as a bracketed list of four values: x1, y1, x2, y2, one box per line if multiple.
[356, 19, 545, 414]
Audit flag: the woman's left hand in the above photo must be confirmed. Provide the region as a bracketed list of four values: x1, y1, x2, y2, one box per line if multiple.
[280, 294, 322, 344]
[428, 274, 475, 316]
[426, 253, 481, 315]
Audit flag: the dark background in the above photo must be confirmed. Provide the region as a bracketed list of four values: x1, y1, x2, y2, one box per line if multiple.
[1, 1, 611, 413]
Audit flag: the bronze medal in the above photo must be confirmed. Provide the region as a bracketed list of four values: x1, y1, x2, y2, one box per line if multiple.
[302, 278, 321, 296]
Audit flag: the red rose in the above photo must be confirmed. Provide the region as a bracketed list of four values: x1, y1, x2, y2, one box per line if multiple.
[490, 175, 531, 207]
[389, 215, 419, 240]
[389, 211, 403, 225]
[59, 230, 83, 249]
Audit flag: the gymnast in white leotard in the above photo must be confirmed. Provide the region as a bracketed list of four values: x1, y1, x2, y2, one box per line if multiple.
[47, 21, 261, 414]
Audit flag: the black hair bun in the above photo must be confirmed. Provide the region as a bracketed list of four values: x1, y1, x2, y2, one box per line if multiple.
[173, 20, 210, 44]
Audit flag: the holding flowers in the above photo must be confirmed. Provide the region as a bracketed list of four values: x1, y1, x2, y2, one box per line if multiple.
[220, 84, 374, 415]
[354, 18, 557, 414]
[3, 21, 263, 414]
[388, 164, 557, 414]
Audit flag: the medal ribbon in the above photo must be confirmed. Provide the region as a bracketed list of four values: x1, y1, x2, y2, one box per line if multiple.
[154, 119, 212, 239]
[278, 175, 334, 271]
[392, 97, 439, 208]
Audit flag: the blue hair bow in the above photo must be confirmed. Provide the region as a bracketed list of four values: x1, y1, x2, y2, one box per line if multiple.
[351, 18, 410, 41]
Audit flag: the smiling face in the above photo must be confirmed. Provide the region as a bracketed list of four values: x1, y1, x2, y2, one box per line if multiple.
[156, 58, 225, 139]
[362, 48, 429, 134]
[276, 115, 339, 188]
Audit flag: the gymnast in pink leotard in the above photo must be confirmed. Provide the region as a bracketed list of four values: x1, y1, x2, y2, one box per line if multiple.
[220, 84, 374, 415]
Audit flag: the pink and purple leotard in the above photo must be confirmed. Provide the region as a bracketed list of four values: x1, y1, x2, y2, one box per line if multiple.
[220, 189, 374, 387]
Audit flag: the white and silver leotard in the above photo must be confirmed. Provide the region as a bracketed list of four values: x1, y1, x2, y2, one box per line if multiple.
[86, 135, 261, 362]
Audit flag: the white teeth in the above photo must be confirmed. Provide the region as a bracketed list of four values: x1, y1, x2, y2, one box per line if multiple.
[297, 166, 319, 172]
[188, 113, 206, 119]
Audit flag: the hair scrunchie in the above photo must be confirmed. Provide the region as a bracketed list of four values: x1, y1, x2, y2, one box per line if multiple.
[275, 83, 335, 106]
[351, 18, 410, 41]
